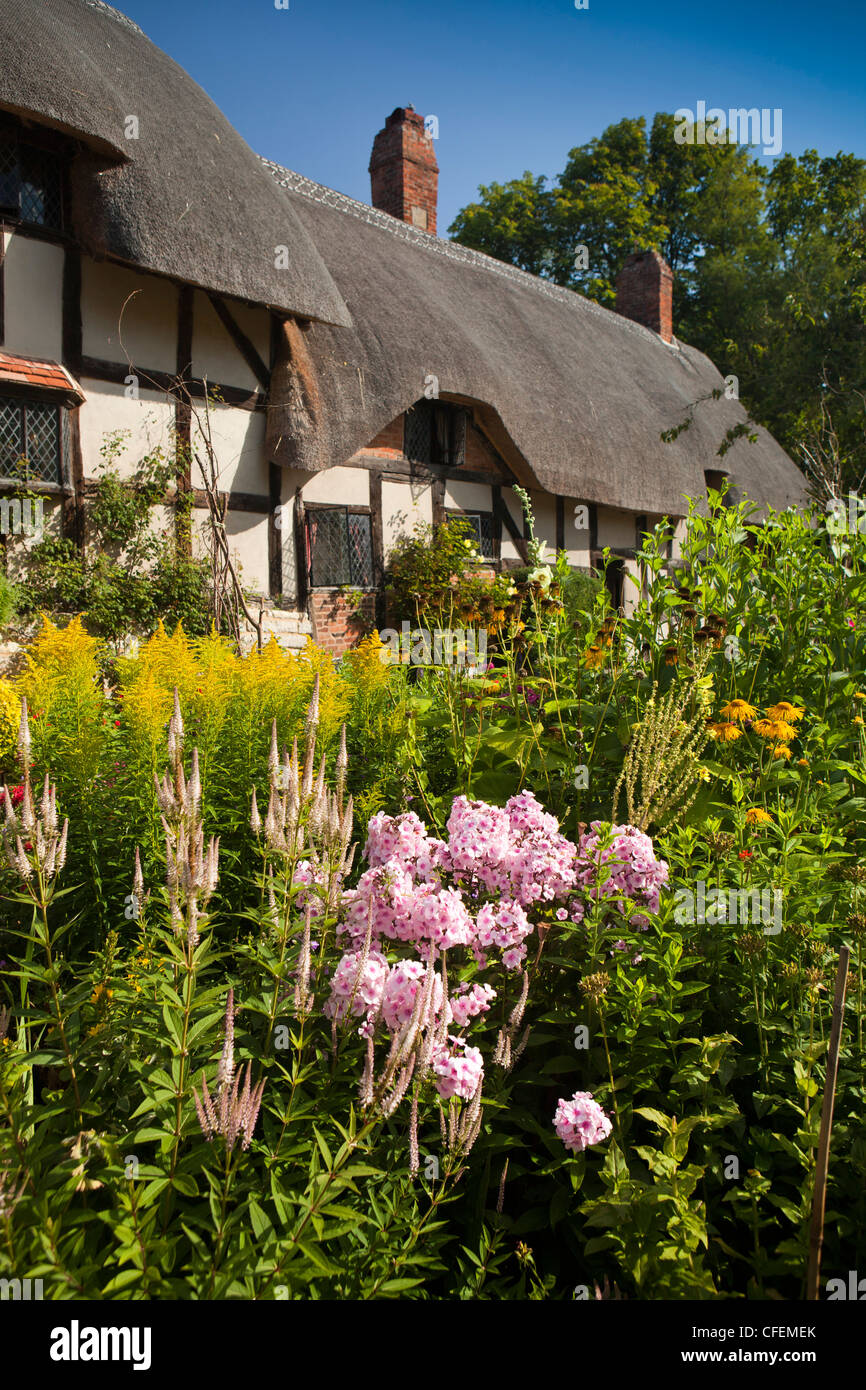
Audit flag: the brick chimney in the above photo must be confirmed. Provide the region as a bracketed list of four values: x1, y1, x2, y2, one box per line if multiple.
[369, 106, 438, 234]
[615, 250, 674, 342]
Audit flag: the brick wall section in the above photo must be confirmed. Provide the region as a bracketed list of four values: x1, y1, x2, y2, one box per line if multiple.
[309, 589, 377, 658]
[369, 107, 438, 234]
[614, 250, 674, 342]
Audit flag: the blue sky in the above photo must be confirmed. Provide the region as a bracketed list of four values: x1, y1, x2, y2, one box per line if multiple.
[121, 0, 866, 231]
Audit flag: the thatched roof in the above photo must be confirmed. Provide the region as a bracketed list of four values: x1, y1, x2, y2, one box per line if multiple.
[0, 0, 351, 325]
[263, 164, 807, 517]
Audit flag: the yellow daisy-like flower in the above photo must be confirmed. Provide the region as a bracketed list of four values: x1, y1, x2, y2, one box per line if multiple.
[766, 702, 805, 722]
[745, 808, 773, 825]
[752, 718, 798, 742]
[797, 758, 809, 767]
[719, 699, 757, 723]
[584, 646, 605, 670]
[707, 721, 742, 742]
[855, 716, 864, 727]
[853, 691, 866, 701]
[771, 744, 792, 761]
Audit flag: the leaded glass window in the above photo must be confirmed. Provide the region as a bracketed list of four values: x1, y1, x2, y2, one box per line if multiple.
[0, 136, 64, 230]
[403, 400, 466, 468]
[306, 507, 374, 588]
[0, 397, 64, 484]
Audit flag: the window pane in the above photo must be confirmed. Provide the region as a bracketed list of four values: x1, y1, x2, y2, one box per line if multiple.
[464, 512, 495, 559]
[347, 511, 373, 587]
[0, 398, 24, 478]
[23, 401, 62, 483]
[307, 509, 350, 586]
[19, 147, 63, 229]
[0, 140, 18, 214]
[404, 399, 434, 464]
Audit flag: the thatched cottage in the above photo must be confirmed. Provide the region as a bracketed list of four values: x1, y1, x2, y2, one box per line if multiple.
[0, 0, 805, 654]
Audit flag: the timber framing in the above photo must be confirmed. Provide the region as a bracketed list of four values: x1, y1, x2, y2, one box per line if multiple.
[79, 355, 265, 410]
[207, 293, 271, 392]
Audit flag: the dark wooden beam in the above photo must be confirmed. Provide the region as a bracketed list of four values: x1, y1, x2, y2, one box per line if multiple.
[342, 455, 501, 488]
[431, 476, 446, 528]
[0, 221, 6, 347]
[174, 284, 194, 556]
[294, 487, 308, 612]
[493, 490, 529, 563]
[207, 293, 270, 392]
[368, 468, 385, 626]
[556, 495, 565, 553]
[61, 249, 83, 545]
[79, 355, 264, 410]
[268, 462, 282, 598]
[62, 247, 82, 377]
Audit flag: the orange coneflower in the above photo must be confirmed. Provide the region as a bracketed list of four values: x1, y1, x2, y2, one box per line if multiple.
[753, 718, 798, 742]
[719, 699, 757, 723]
[766, 702, 805, 722]
[707, 721, 742, 742]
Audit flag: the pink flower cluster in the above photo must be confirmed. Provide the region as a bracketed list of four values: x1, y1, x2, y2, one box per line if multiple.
[554, 1091, 612, 1153]
[342, 793, 577, 971]
[431, 1038, 484, 1100]
[574, 822, 668, 926]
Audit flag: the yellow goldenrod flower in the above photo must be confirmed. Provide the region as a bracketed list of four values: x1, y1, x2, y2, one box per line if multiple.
[719, 699, 757, 722]
[707, 721, 742, 742]
[745, 808, 773, 825]
[766, 702, 805, 722]
[698, 766, 711, 782]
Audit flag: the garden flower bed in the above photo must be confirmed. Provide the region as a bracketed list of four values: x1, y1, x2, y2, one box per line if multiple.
[0, 494, 863, 1301]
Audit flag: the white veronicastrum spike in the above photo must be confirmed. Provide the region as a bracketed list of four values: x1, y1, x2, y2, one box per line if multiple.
[250, 786, 261, 835]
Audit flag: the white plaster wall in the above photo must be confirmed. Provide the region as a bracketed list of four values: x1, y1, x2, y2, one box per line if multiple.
[597, 507, 637, 550]
[529, 489, 557, 553]
[81, 261, 178, 371]
[192, 292, 270, 392]
[623, 557, 643, 615]
[563, 495, 591, 568]
[78, 382, 176, 480]
[444, 479, 492, 512]
[382, 477, 432, 557]
[2, 495, 63, 581]
[190, 406, 267, 495]
[2, 233, 64, 361]
[301, 466, 369, 507]
[500, 487, 525, 564]
[671, 518, 688, 563]
[192, 507, 270, 595]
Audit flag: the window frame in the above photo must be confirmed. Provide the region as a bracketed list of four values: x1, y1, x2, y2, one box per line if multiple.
[444, 506, 498, 562]
[304, 502, 376, 590]
[0, 391, 70, 489]
[403, 399, 467, 469]
[0, 125, 66, 234]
